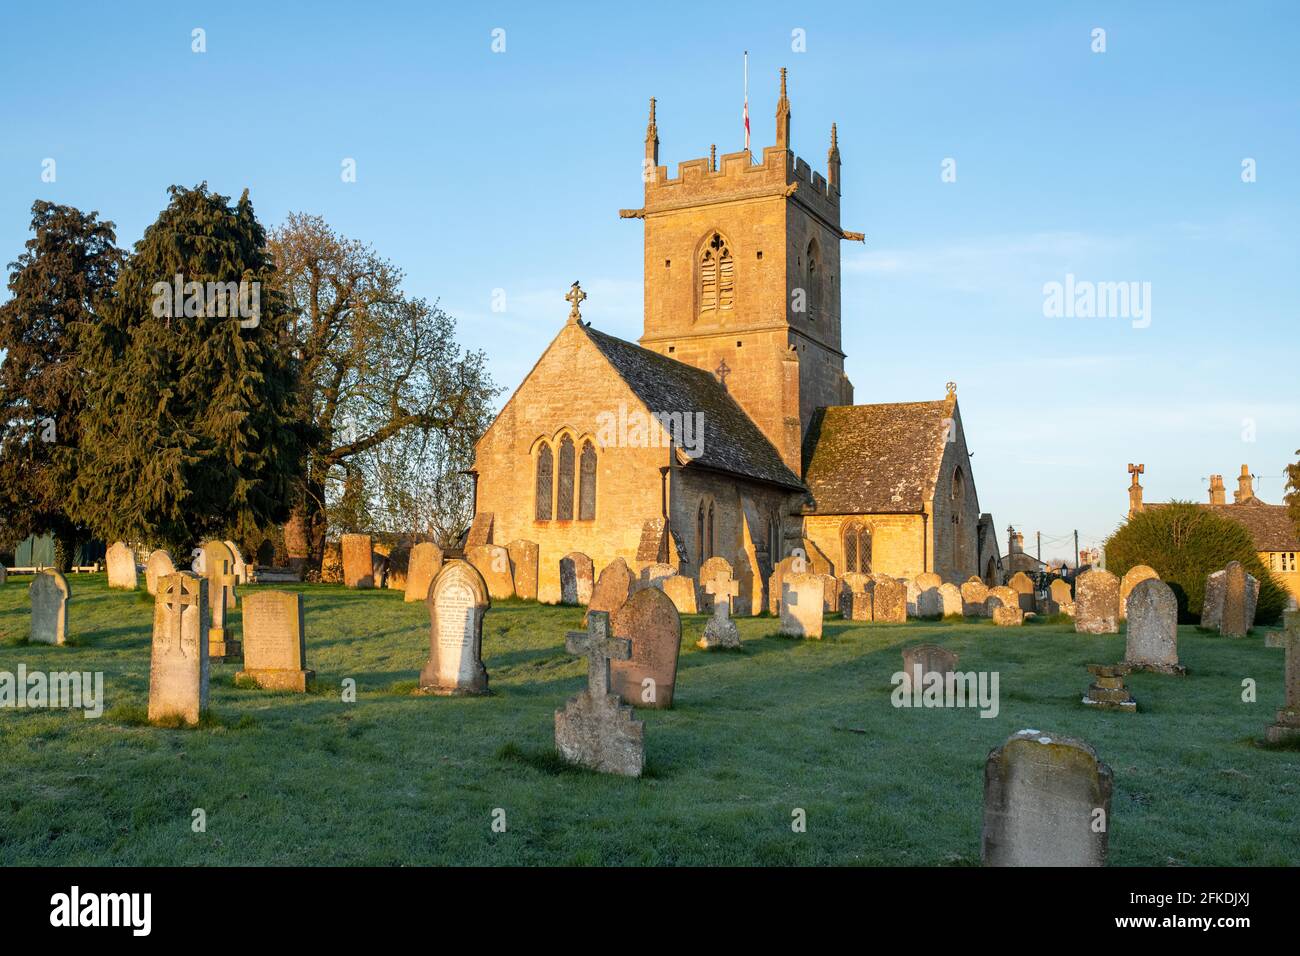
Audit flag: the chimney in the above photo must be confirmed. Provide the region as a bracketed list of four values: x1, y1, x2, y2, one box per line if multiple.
[1234, 464, 1254, 504]
[1007, 526, 1023, 555]
[1208, 475, 1226, 505]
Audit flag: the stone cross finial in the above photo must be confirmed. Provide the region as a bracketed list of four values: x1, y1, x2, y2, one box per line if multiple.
[715, 359, 731, 388]
[565, 281, 587, 324]
[566, 611, 630, 700]
[1128, 462, 1144, 486]
[945, 381, 956, 397]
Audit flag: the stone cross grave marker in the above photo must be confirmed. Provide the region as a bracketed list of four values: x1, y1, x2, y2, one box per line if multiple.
[148, 572, 209, 726]
[700, 573, 741, 649]
[1264, 610, 1300, 743]
[555, 610, 645, 777]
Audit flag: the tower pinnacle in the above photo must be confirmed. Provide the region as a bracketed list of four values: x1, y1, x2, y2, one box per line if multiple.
[645, 97, 659, 167]
[775, 68, 791, 150]
[828, 122, 841, 191]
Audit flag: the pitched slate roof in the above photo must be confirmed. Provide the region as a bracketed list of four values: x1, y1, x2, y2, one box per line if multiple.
[1149, 499, 1300, 552]
[582, 325, 805, 491]
[801, 400, 951, 513]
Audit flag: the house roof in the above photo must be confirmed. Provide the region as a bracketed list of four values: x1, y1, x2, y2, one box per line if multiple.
[801, 400, 952, 513]
[1149, 499, 1300, 552]
[582, 325, 805, 491]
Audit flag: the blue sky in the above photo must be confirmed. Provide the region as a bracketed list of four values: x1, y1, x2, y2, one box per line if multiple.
[2, 1, 1297, 559]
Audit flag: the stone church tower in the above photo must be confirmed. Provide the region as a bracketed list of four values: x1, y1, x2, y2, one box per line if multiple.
[622, 70, 858, 473]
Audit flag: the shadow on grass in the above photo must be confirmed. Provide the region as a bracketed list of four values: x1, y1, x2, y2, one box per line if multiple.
[107, 703, 258, 731]
[495, 741, 664, 779]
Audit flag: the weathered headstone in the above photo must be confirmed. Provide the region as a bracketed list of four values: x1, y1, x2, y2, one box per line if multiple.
[699, 571, 741, 649]
[370, 551, 390, 589]
[938, 582, 963, 617]
[637, 562, 676, 593]
[1264, 610, 1300, 744]
[1119, 564, 1159, 620]
[961, 578, 990, 617]
[768, 555, 806, 615]
[780, 572, 824, 639]
[1082, 663, 1137, 712]
[1124, 578, 1184, 674]
[1220, 560, 1253, 638]
[660, 574, 698, 615]
[609, 587, 682, 709]
[201, 541, 240, 661]
[418, 560, 491, 695]
[0, 564, 6, 586]
[319, 541, 343, 584]
[224, 540, 249, 584]
[404, 541, 444, 603]
[560, 551, 595, 605]
[1048, 578, 1073, 614]
[466, 544, 515, 601]
[506, 539, 539, 601]
[821, 573, 842, 614]
[1008, 572, 1036, 613]
[1074, 569, 1120, 635]
[144, 550, 175, 596]
[873, 576, 908, 623]
[555, 611, 645, 777]
[341, 534, 374, 589]
[992, 604, 1025, 626]
[29, 570, 69, 646]
[237, 591, 312, 691]
[385, 545, 410, 592]
[587, 557, 634, 623]
[839, 572, 871, 621]
[105, 541, 137, 590]
[698, 556, 734, 611]
[914, 572, 944, 617]
[987, 586, 1019, 614]
[465, 512, 493, 548]
[982, 730, 1113, 867]
[900, 643, 959, 695]
[148, 572, 209, 726]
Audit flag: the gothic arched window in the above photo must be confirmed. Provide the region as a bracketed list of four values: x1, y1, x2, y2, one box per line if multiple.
[805, 238, 821, 319]
[535, 442, 553, 521]
[578, 440, 597, 520]
[699, 232, 734, 317]
[556, 436, 575, 520]
[843, 522, 872, 574]
[697, 502, 707, 565]
[706, 502, 715, 560]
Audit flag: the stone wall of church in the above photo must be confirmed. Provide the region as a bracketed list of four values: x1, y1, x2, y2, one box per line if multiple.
[928, 406, 983, 583]
[670, 467, 795, 579]
[802, 513, 929, 580]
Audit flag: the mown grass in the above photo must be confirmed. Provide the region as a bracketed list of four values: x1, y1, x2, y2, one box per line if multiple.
[0, 574, 1295, 865]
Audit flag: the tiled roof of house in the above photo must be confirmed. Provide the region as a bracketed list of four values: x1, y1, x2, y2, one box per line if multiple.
[801, 400, 951, 513]
[582, 325, 805, 491]
[1148, 499, 1300, 552]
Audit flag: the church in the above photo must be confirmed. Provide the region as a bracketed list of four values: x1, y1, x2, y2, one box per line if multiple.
[468, 70, 998, 609]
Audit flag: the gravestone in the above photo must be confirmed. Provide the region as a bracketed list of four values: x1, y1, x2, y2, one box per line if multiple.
[1082, 664, 1137, 712]
[466, 544, 515, 600]
[699, 571, 741, 649]
[660, 574, 698, 615]
[1048, 579, 1073, 614]
[1264, 610, 1300, 743]
[1220, 561, 1253, 638]
[905, 578, 921, 617]
[29, 570, 69, 646]
[637, 562, 676, 593]
[1119, 564, 1159, 620]
[371, 551, 390, 589]
[609, 587, 682, 709]
[982, 730, 1113, 867]
[1008, 572, 1036, 613]
[506, 539, 539, 601]
[768, 555, 806, 615]
[698, 556, 733, 611]
[938, 582, 963, 617]
[839, 572, 871, 621]
[873, 576, 907, 623]
[465, 512, 493, 548]
[105, 541, 137, 590]
[144, 550, 175, 596]
[418, 560, 491, 695]
[556, 611, 645, 777]
[992, 604, 1025, 626]
[987, 586, 1019, 614]
[587, 557, 634, 624]
[780, 572, 824, 639]
[201, 541, 240, 661]
[224, 540, 249, 584]
[319, 541, 343, 583]
[821, 573, 842, 614]
[148, 572, 209, 726]
[341, 534, 374, 589]
[560, 551, 595, 605]
[900, 643, 959, 695]
[1124, 578, 1184, 674]
[384, 545, 410, 592]
[961, 578, 990, 617]
[0, 564, 6, 586]
[1074, 569, 1120, 634]
[201, 540, 238, 611]
[237, 591, 312, 691]
[404, 542, 444, 603]
[915, 572, 944, 617]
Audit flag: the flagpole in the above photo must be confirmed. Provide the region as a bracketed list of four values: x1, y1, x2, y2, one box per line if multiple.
[743, 50, 750, 158]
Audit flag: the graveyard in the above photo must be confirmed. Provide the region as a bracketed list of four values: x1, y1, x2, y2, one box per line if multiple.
[0, 572, 1295, 867]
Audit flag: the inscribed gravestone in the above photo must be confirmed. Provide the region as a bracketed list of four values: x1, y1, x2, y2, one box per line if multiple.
[638, 562, 676, 593]
[105, 541, 137, 590]
[872, 576, 907, 623]
[1220, 560, 1253, 637]
[560, 551, 595, 605]
[236, 591, 312, 691]
[404, 541, 444, 603]
[341, 534, 374, 589]
[961, 578, 990, 617]
[29, 570, 69, 646]
[1124, 578, 1184, 674]
[1119, 565, 1159, 620]
[1074, 569, 1120, 634]
[900, 643, 958, 695]
[982, 730, 1113, 867]
[145, 550, 175, 596]
[467, 544, 515, 601]
[555, 611, 644, 777]
[587, 557, 634, 623]
[839, 572, 871, 621]
[506, 539, 539, 601]
[700, 571, 741, 649]
[418, 560, 491, 695]
[148, 572, 209, 726]
[780, 572, 824, 639]
[609, 586, 682, 709]
[938, 582, 963, 617]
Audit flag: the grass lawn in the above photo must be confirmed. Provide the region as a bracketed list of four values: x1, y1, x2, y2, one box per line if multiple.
[0, 573, 1295, 866]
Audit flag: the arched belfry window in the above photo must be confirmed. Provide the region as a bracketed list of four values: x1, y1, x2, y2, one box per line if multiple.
[535, 442, 553, 521]
[843, 522, 872, 574]
[699, 232, 734, 318]
[556, 436, 575, 520]
[578, 441, 597, 520]
[806, 238, 821, 319]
